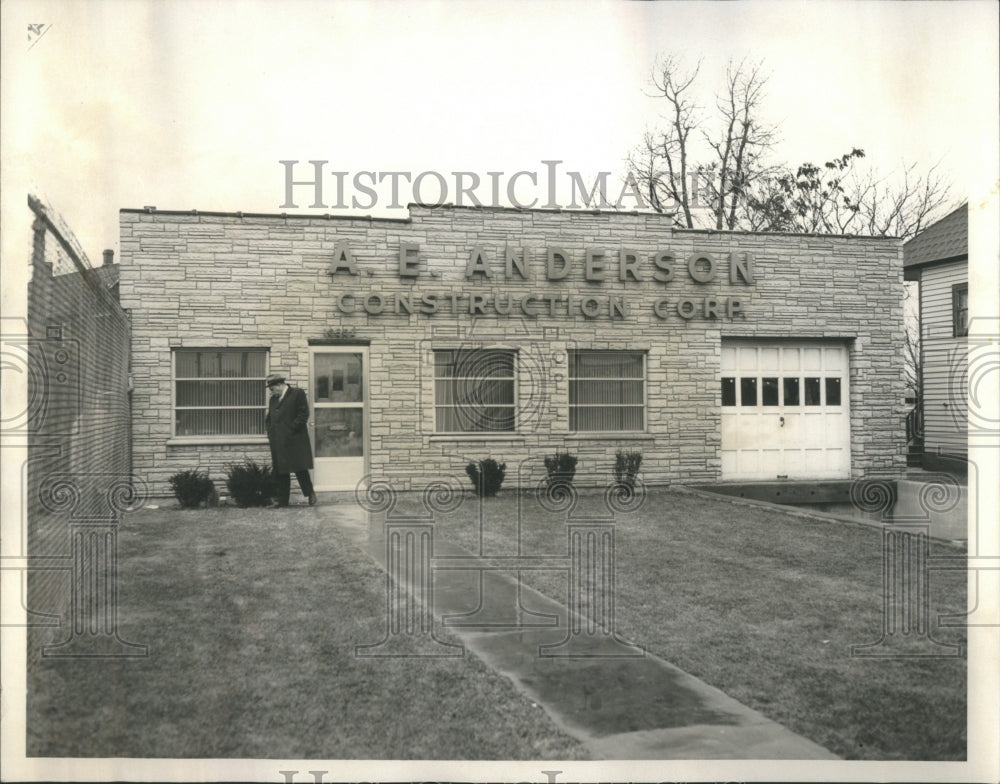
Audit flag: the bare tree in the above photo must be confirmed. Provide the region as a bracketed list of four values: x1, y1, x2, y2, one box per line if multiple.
[845, 161, 952, 240]
[902, 282, 923, 445]
[738, 149, 867, 234]
[903, 322, 922, 402]
[630, 56, 953, 240]
[702, 59, 779, 230]
[628, 56, 777, 229]
[741, 149, 952, 240]
[628, 56, 702, 225]
[903, 285, 922, 401]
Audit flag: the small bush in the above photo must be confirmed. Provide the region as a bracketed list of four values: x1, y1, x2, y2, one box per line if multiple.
[225, 459, 277, 507]
[543, 452, 578, 486]
[465, 458, 507, 497]
[613, 449, 643, 489]
[168, 469, 216, 509]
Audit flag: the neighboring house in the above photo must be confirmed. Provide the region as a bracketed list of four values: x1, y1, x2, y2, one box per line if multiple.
[903, 202, 968, 474]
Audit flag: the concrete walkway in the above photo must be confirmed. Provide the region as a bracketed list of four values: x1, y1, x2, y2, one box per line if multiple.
[322, 498, 838, 760]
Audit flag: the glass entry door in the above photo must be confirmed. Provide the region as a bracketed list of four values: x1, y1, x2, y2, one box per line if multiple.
[310, 349, 367, 491]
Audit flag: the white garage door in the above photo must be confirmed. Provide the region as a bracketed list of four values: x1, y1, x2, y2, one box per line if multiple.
[720, 341, 850, 480]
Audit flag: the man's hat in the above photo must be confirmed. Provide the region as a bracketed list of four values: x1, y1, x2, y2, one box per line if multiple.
[265, 373, 286, 387]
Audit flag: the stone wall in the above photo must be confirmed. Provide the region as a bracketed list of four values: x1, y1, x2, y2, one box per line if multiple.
[119, 204, 906, 496]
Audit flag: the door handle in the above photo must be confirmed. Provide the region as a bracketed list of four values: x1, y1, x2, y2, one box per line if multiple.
[780, 416, 785, 427]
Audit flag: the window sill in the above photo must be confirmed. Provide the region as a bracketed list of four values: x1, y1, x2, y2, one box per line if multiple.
[428, 434, 526, 442]
[564, 432, 656, 441]
[167, 436, 269, 447]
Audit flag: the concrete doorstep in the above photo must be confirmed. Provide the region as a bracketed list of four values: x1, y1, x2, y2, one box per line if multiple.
[327, 502, 839, 761]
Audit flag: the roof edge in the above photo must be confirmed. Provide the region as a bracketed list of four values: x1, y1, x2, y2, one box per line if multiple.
[670, 227, 900, 241]
[119, 203, 901, 240]
[903, 252, 968, 270]
[119, 207, 412, 224]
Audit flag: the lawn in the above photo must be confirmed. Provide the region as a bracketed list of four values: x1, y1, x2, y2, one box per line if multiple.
[26, 487, 967, 761]
[25, 504, 588, 759]
[414, 486, 968, 761]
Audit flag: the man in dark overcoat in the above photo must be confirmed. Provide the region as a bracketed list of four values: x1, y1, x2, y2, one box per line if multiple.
[264, 373, 317, 507]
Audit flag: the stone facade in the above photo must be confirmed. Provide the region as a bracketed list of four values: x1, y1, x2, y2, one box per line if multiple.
[119, 204, 906, 497]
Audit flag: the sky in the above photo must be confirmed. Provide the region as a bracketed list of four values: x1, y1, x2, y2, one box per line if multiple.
[2, 0, 998, 279]
[2, 3, 999, 780]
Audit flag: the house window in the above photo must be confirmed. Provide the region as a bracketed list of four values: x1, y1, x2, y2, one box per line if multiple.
[569, 351, 645, 431]
[953, 284, 969, 337]
[173, 349, 268, 437]
[434, 349, 515, 432]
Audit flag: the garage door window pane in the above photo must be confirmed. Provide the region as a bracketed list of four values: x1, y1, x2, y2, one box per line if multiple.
[825, 377, 842, 406]
[740, 377, 757, 406]
[762, 377, 779, 406]
[721, 377, 736, 406]
[783, 377, 800, 406]
[805, 377, 821, 406]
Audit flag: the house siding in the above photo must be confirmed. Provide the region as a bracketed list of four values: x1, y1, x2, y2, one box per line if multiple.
[919, 260, 968, 457]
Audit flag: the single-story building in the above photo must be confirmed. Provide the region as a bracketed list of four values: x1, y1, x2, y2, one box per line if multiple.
[119, 204, 906, 496]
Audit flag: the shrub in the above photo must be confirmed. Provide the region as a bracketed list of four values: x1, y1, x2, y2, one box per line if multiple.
[465, 458, 507, 497]
[225, 459, 277, 507]
[168, 469, 216, 509]
[613, 449, 643, 489]
[543, 452, 578, 486]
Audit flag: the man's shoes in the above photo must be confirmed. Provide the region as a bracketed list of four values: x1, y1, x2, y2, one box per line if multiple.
[307, 492, 318, 506]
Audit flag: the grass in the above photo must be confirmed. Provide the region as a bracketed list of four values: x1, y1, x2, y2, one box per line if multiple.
[406, 487, 968, 761]
[26, 504, 588, 759]
[26, 488, 967, 760]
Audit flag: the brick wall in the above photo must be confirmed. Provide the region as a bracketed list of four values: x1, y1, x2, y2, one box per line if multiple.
[120, 205, 906, 496]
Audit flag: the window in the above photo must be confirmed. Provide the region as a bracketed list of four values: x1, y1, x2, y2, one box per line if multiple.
[783, 377, 800, 406]
[314, 353, 363, 403]
[762, 377, 779, 406]
[804, 377, 822, 406]
[953, 284, 969, 337]
[723, 375, 841, 407]
[721, 377, 736, 406]
[173, 349, 268, 437]
[825, 377, 842, 406]
[569, 351, 645, 431]
[434, 349, 515, 432]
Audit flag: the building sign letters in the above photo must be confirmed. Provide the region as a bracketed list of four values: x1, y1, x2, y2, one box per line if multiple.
[328, 242, 755, 321]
